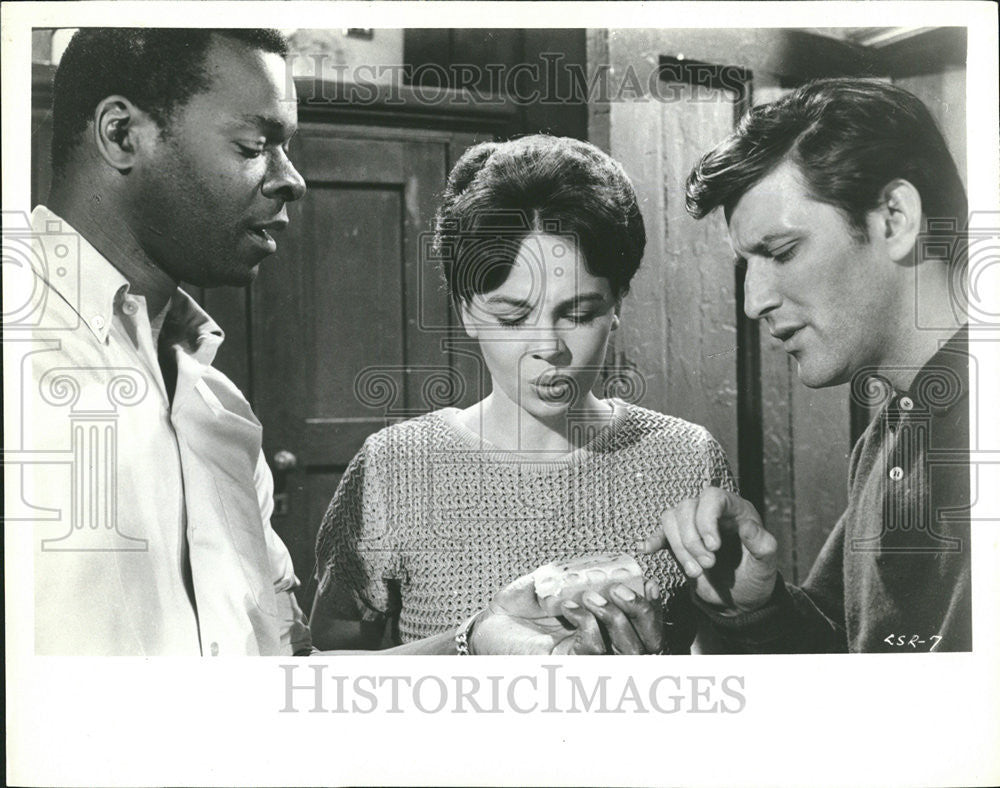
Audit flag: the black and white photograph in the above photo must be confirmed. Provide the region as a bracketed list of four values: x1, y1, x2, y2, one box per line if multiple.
[4, 2, 999, 786]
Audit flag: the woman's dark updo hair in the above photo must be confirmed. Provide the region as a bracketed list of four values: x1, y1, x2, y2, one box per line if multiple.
[433, 135, 646, 302]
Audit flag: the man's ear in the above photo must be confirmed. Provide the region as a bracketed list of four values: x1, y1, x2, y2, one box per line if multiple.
[457, 298, 479, 339]
[93, 95, 158, 172]
[875, 179, 923, 263]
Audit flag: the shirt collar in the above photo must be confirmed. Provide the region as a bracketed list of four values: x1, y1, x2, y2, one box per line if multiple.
[30, 205, 225, 362]
[31, 205, 129, 344]
[161, 288, 226, 367]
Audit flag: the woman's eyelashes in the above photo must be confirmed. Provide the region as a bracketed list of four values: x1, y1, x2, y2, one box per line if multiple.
[496, 313, 530, 327]
[494, 310, 601, 328]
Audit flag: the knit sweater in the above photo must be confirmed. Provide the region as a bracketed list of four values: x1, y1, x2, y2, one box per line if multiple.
[313, 399, 735, 650]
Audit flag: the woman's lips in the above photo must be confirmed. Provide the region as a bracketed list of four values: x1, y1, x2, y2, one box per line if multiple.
[530, 374, 574, 401]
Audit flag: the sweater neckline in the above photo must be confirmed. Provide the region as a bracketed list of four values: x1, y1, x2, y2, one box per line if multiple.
[432, 398, 631, 471]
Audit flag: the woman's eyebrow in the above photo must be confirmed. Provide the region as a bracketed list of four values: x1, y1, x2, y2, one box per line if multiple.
[483, 295, 532, 308]
[482, 292, 610, 311]
[557, 293, 610, 308]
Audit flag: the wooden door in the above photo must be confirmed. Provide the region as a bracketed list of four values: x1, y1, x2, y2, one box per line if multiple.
[250, 125, 481, 605]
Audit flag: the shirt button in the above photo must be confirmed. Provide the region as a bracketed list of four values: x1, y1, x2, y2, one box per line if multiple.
[889, 466, 905, 481]
[899, 396, 914, 411]
[92, 315, 105, 330]
[210, 642, 219, 656]
[122, 299, 139, 316]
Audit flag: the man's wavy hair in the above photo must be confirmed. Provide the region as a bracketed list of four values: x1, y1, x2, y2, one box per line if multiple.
[51, 28, 289, 175]
[686, 78, 967, 248]
[433, 135, 646, 302]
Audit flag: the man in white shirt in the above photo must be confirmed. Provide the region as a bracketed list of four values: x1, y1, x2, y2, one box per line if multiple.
[14, 28, 309, 655]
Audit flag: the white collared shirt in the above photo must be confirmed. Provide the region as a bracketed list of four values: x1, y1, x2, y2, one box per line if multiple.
[6, 205, 310, 655]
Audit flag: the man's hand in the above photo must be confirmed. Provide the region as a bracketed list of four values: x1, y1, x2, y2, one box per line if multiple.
[643, 487, 778, 614]
[471, 574, 665, 655]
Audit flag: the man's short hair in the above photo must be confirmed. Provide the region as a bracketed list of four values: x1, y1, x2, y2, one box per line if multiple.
[433, 134, 646, 302]
[685, 78, 968, 245]
[51, 28, 289, 175]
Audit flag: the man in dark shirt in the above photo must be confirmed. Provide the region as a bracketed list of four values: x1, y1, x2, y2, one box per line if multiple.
[645, 78, 971, 652]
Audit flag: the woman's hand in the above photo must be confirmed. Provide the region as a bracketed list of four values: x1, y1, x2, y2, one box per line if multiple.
[470, 574, 665, 655]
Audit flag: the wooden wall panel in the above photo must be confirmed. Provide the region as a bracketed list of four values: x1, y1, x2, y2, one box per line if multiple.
[760, 337, 798, 579]
[30, 105, 53, 209]
[660, 87, 741, 479]
[300, 469, 344, 612]
[308, 189, 404, 418]
[790, 384, 852, 580]
[610, 91, 740, 479]
[609, 100, 669, 413]
[895, 67, 967, 190]
[603, 30, 861, 580]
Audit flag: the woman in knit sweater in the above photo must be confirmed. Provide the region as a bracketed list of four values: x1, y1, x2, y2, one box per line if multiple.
[310, 135, 736, 653]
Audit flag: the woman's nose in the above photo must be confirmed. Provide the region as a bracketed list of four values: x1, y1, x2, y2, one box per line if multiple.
[530, 337, 571, 366]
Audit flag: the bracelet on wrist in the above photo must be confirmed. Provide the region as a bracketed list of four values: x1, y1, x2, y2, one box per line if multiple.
[455, 610, 483, 655]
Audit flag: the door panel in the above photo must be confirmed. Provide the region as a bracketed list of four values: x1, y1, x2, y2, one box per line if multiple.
[253, 127, 456, 602]
[306, 188, 404, 448]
